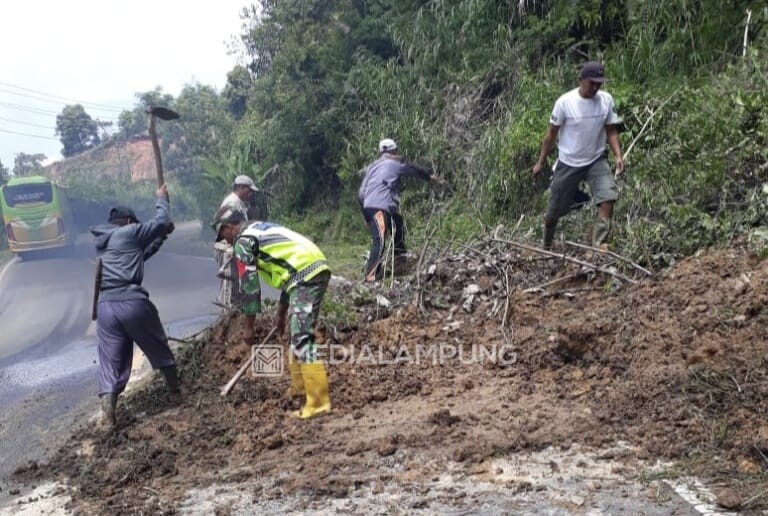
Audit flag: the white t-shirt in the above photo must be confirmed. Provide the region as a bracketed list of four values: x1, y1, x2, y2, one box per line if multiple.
[219, 192, 249, 220]
[550, 88, 620, 167]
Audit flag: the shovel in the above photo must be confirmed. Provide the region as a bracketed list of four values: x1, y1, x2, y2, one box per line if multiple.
[146, 106, 180, 187]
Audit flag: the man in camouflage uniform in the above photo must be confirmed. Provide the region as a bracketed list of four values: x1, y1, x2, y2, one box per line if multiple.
[212, 206, 332, 419]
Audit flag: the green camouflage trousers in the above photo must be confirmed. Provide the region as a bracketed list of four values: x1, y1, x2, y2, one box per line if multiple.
[288, 270, 330, 364]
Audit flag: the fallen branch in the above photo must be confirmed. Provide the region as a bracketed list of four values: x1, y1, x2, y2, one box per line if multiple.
[623, 90, 679, 162]
[743, 9, 752, 58]
[524, 272, 584, 293]
[493, 238, 638, 285]
[168, 336, 198, 345]
[542, 287, 602, 298]
[564, 240, 653, 275]
[743, 487, 768, 509]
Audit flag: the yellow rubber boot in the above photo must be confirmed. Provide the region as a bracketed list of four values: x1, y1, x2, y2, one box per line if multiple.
[295, 363, 331, 419]
[285, 361, 305, 400]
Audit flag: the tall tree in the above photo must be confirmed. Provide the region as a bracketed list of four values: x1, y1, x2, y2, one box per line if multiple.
[163, 83, 235, 218]
[13, 153, 46, 177]
[0, 159, 9, 185]
[223, 65, 254, 120]
[56, 104, 101, 157]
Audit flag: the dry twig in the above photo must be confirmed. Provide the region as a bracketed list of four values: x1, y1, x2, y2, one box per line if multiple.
[564, 240, 653, 275]
[524, 273, 584, 293]
[493, 237, 638, 285]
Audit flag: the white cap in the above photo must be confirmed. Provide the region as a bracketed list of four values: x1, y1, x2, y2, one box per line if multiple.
[378, 138, 397, 153]
[233, 175, 259, 192]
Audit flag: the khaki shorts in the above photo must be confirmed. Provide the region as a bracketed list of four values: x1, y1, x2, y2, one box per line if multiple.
[547, 156, 618, 219]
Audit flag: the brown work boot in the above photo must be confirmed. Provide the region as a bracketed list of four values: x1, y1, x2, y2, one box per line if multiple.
[98, 393, 117, 434]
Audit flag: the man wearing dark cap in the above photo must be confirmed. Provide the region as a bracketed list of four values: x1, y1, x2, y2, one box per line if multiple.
[89, 184, 177, 432]
[533, 61, 625, 250]
[212, 206, 332, 420]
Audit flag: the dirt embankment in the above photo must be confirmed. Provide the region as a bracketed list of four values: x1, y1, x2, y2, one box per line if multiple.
[46, 139, 156, 183]
[10, 239, 768, 514]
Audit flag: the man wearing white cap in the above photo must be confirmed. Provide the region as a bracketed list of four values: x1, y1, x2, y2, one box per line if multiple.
[215, 175, 261, 307]
[221, 175, 260, 219]
[358, 138, 440, 282]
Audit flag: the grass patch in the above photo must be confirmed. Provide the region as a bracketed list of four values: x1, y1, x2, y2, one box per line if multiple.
[321, 240, 369, 281]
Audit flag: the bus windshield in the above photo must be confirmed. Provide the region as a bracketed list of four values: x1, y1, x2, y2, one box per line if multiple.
[2, 183, 53, 207]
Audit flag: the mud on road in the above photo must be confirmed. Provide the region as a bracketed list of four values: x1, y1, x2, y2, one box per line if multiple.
[8, 240, 768, 514]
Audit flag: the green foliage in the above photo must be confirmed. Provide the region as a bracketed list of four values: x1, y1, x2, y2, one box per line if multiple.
[59, 167, 158, 231]
[0, 159, 8, 186]
[222, 65, 253, 120]
[614, 0, 757, 82]
[13, 153, 46, 177]
[117, 88, 176, 139]
[48, 0, 767, 268]
[56, 104, 101, 157]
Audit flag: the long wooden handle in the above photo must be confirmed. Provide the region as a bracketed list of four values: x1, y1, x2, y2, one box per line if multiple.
[220, 327, 278, 397]
[148, 115, 164, 187]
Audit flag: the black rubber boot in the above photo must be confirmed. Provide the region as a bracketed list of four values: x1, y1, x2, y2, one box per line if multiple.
[543, 220, 558, 250]
[99, 393, 117, 433]
[592, 217, 612, 249]
[160, 365, 182, 406]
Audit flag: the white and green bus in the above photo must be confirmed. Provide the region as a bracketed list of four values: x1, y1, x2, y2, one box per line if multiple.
[0, 175, 76, 257]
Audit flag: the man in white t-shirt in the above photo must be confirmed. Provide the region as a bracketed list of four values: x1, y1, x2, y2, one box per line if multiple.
[533, 61, 625, 250]
[215, 175, 261, 307]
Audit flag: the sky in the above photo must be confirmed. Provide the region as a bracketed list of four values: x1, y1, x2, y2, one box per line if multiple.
[0, 1, 253, 170]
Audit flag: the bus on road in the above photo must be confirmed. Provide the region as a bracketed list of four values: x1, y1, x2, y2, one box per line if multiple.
[0, 175, 76, 257]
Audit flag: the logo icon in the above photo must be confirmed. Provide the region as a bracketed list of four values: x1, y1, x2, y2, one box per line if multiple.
[252, 345, 283, 377]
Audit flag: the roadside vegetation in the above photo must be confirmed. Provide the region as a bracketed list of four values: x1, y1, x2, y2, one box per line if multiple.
[13, 0, 762, 269]
[6, 4, 768, 512]
[3, 1, 768, 266]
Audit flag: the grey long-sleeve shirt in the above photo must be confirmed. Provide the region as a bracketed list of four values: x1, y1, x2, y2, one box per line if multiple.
[90, 196, 171, 301]
[358, 153, 431, 214]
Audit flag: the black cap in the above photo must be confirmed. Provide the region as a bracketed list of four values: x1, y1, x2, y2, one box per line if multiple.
[212, 206, 246, 239]
[579, 61, 606, 83]
[108, 206, 139, 224]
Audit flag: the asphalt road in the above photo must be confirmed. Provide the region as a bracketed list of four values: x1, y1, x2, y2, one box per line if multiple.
[0, 231, 222, 498]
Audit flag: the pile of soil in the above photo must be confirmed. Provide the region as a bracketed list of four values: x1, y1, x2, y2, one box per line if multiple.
[12, 239, 768, 513]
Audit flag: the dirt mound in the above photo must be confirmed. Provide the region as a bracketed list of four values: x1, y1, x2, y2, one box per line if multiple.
[46, 138, 157, 183]
[11, 240, 768, 513]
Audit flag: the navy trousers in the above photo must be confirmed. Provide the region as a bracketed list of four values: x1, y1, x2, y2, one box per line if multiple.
[96, 298, 174, 395]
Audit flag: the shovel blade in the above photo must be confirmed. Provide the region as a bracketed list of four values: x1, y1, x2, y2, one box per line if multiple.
[148, 106, 180, 121]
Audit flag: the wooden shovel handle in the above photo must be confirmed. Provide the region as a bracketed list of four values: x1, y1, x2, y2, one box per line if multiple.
[220, 326, 278, 396]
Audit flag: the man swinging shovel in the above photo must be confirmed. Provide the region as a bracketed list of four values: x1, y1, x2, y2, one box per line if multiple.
[91, 106, 180, 321]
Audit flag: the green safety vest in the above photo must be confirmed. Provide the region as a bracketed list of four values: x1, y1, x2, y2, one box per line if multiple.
[236, 221, 329, 291]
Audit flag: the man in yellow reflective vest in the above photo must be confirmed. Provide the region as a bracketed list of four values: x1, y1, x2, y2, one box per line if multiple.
[212, 206, 332, 419]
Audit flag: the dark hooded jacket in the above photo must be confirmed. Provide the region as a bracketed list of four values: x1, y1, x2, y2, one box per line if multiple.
[89, 197, 170, 302]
